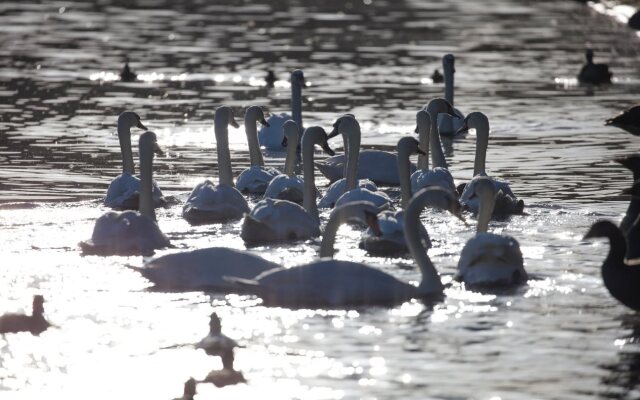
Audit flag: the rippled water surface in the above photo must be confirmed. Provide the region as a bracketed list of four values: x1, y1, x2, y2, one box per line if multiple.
[1, 0, 640, 399]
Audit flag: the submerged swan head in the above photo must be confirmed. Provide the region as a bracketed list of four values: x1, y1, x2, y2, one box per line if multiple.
[245, 105, 269, 127]
[291, 69, 305, 87]
[117, 111, 146, 133]
[215, 106, 240, 129]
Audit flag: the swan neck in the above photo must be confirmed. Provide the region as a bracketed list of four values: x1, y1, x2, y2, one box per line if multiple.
[344, 126, 360, 191]
[215, 120, 234, 186]
[604, 228, 627, 266]
[429, 111, 448, 169]
[138, 138, 156, 221]
[319, 208, 345, 258]
[292, 80, 303, 144]
[245, 117, 264, 167]
[397, 145, 413, 210]
[474, 120, 489, 176]
[417, 122, 430, 170]
[477, 193, 494, 233]
[117, 126, 135, 175]
[444, 66, 454, 106]
[284, 131, 298, 176]
[302, 132, 319, 220]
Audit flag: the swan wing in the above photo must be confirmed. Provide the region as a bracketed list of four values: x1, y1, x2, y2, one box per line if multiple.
[183, 181, 249, 223]
[258, 113, 291, 150]
[457, 232, 526, 286]
[236, 166, 280, 194]
[241, 199, 320, 244]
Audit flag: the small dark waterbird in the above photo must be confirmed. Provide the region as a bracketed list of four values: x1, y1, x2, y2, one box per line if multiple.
[0, 295, 51, 335]
[578, 49, 612, 84]
[196, 312, 240, 357]
[199, 351, 246, 388]
[606, 106, 640, 136]
[120, 62, 137, 82]
[172, 378, 196, 400]
[431, 69, 443, 83]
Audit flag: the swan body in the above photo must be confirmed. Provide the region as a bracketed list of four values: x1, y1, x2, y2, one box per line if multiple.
[578, 49, 612, 84]
[607, 105, 640, 136]
[183, 107, 249, 224]
[411, 168, 456, 195]
[0, 295, 50, 335]
[81, 132, 170, 256]
[258, 70, 305, 149]
[264, 120, 305, 204]
[318, 178, 378, 208]
[200, 350, 246, 388]
[196, 313, 239, 357]
[334, 187, 391, 209]
[457, 177, 527, 286]
[437, 54, 465, 137]
[315, 150, 417, 186]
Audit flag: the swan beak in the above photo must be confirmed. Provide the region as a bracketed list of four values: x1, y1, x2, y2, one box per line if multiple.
[260, 118, 270, 128]
[282, 136, 288, 147]
[364, 211, 382, 236]
[230, 119, 240, 129]
[455, 120, 469, 135]
[327, 125, 340, 139]
[137, 120, 147, 130]
[321, 140, 335, 156]
[451, 202, 469, 226]
[154, 143, 165, 156]
[414, 125, 419, 134]
[416, 146, 427, 156]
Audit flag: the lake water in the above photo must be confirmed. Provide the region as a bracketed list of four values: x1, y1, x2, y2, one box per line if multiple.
[1, 0, 640, 399]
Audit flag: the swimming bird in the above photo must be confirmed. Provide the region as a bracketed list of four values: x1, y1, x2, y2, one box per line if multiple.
[241, 126, 335, 245]
[182, 106, 250, 224]
[456, 177, 527, 286]
[457, 112, 524, 216]
[120, 61, 137, 82]
[227, 191, 464, 308]
[606, 105, 640, 136]
[578, 49, 612, 84]
[584, 220, 640, 310]
[265, 70, 276, 88]
[0, 295, 50, 335]
[431, 69, 443, 83]
[617, 155, 640, 234]
[258, 69, 305, 150]
[360, 136, 432, 255]
[621, 180, 640, 262]
[195, 312, 240, 357]
[263, 120, 306, 203]
[104, 111, 165, 210]
[200, 351, 246, 388]
[318, 115, 391, 209]
[81, 131, 170, 256]
[172, 378, 196, 400]
[236, 106, 279, 194]
[437, 54, 466, 136]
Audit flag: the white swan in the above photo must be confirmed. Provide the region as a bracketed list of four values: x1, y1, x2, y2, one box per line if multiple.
[104, 111, 165, 209]
[318, 115, 391, 209]
[241, 126, 335, 245]
[227, 189, 463, 307]
[258, 69, 305, 150]
[411, 100, 457, 195]
[458, 112, 524, 216]
[437, 54, 465, 137]
[263, 120, 305, 203]
[457, 177, 527, 286]
[81, 131, 170, 256]
[360, 136, 432, 255]
[182, 107, 250, 224]
[235, 106, 280, 194]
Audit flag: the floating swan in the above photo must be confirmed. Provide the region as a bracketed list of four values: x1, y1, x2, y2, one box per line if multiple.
[258, 69, 305, 150]
[196, 312, 240, 357]
[584, 220, 640, 310]
[81, 131, 170, 256]
[578, 49, 612, 85]
[437, 54, 466, 136]
[411, 104, 457, 195]
[236, 106, 279, 194]
[606, 105, 640, 136]
[264, 120, 305, 203]
[319, 115, 391, 209]
[104, 111, 165, 210]
[0, 295, 50, 335]
[360, 137, 432, 255]
[457, 177, 527, 286]
[617, 155, 640, 234]
[182, 107, 250, 224]
[621, 180, 640, 262]
[120, 61, 137, 82]
[458, 112, 524, 216]
[227, 191, 463, 308]
[200, 351, 246, 388]
[241, 126, 335, 245]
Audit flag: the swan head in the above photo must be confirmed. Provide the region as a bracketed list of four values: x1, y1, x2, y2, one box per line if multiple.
[281, 120, 299, 147]
[615, 155, 640, 175]
[32, 295, 45, 316]
[244, 106, 269, 127]
[328, 114, 359, 139]
[331, 201, 383, 236]
[183, 378, 197, 397]
[397, 136, 426, 157]
[139, 131, 163, 156]
[411, 186, 466, 224]
[414, 109, 431, 134]
[425, 98, 456, 122]
[117, 111, 146, 133]
[583, 219, 619, 241]
[209, 312, 222, 334]
[455, 111, 489, 136]
[215, 106, 240, 129]
[473, 176, 497, 211]
[622, 180, 640, 197]
[291, 69, 305, 87]
[443, 53, 455, 73]
[302, 126, 335, 156]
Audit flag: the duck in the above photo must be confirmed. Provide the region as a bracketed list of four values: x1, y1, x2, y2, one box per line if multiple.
[120, 61, 137, 82]
[265, 70, 276, 88]
[104, 111, 165, 210]
[200, 351, 246, 388]
[263, 120, 306, 203]
[227, 191, 464, 308]
[437, 54, 466, 137]
[240, 126, 335, 245]
[583, 220, 640, 310]
[195, 312, 240, 357]
[606, 105, 640, 136]
[81, 131, 170, 256]
[457, 112, 524, 216]
[235, 106, 280, 194]
[431, 69, 443, 84]
[411, 102, 458, 195]
[182, 106, 250, 224]
[360, 137, 432, 255]
[617, 155, 640, 234]
[318, 115, 391, 209]
[456, 177, 527, 286]
[258, 69, 305, 150]
[578, 49, 612, 84]
[0, 295, 50, 335]
[621, 180, 640, 262]
[172, 378, 196, 400]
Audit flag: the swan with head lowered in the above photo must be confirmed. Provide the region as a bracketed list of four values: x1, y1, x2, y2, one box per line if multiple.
[318, 115, 391, 209]
[258, 69, 305, 150]
[263, 120, 306, 204]
[81, 131, 170, 256]
[182, 107, 250, 224]
[437, 54, 466, 137]
[104, 111, 165, 210]
[240, 126, 335, 245]
[457, 112, 524, 216]
[360, 137, 433, 255]
[235, 106, 280, 194]
[226, 189, 463, 308]
[456, 177, 527, 286]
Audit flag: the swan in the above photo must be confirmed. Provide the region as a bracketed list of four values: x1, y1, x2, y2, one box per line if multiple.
[240, 126, 335, 245]
[195, 312, 240, 357]
[437, 54, 466, 136]
[182, 107, 250, 224]
[104, 111, 165, 210]
[318, 115, 391, 209]
[199, 352, 246, 388]
[81, 131, 170, 256]
[584, 220, 640, 310]
[621, 180, 640, 262]
[235, 106, 280, 194]
[263, 120, 305, 203]
[172, 378, 196, 400]
[617, 155, 640, 234]
[120, 61, 137, 82]
[258, 69, 305, 150]
[0, 295, 50, 335]
[411, 104, 457, 195]
[360, 137, 432, 255]
[456, 177, 527, 286]
[606, 105, 640, 136]
[578, 49, 612, 84]
[227, 191, 463, 308]
[458, 112, 524, 216]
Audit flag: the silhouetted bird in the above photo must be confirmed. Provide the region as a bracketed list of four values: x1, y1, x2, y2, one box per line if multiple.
[265, 70, 276, 88]
[120, 62, 137, 82]
[200, 351, 246, 388]
[629, 10, 640, 30]
[621, 180, 640, 261]
[616, 155, 640, 234]
[196, 312, 239, 357]
[172, 378, 196, 400]
[431, 69, 443, 83]
[578, 49, 612, 84]
[606, 106, 640, 136]
[0, 295, 50, 335]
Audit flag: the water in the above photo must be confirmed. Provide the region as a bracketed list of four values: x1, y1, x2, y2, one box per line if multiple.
[1, 0, 640, 398]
